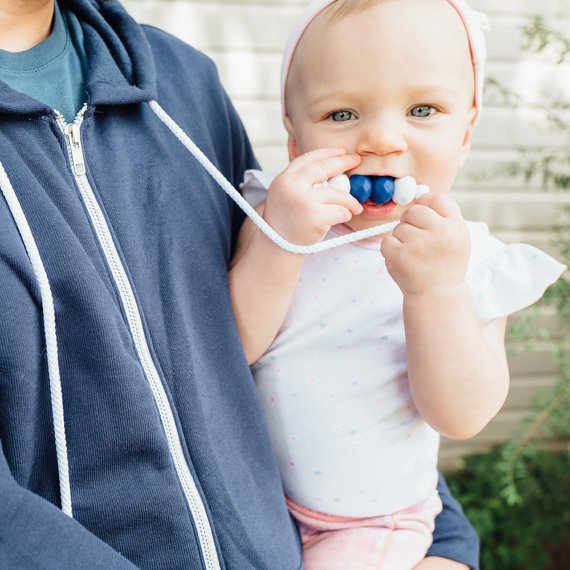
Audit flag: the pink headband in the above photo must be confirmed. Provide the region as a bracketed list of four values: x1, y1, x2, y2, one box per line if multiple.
[281, 0, 490, 125]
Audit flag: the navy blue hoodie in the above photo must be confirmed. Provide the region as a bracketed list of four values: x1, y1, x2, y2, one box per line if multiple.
[0, 1, 480, 569]
[0, 1, 302, 568]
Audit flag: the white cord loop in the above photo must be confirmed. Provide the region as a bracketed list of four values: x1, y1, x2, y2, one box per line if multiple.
[149, 101, 398, 254]
[0, 162, 73, 517]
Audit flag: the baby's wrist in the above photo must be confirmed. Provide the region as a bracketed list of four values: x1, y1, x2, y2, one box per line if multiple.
[263, 205, 330, 247]
[403, 281, 471, 307]
[247, 225, 306, 267]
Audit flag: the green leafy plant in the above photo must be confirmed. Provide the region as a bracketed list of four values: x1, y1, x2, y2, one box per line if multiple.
[446, 14, 570, 569]
[489, 14, 570, 507]
[447, 448, 570, 570]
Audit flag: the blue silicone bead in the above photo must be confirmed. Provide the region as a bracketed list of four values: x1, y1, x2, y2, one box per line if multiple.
[370, 176, 395, 205]
[349, 175, 373, 203]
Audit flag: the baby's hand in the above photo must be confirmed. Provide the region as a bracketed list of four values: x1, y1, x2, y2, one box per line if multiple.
[263, 148, 363, 245]
[380, 194, 470, 296]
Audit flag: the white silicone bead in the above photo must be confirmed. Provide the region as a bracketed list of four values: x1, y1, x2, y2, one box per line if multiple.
[393, 176, 417, 205]
[328, 174, 351, 193]
[415, 184, 430, 199]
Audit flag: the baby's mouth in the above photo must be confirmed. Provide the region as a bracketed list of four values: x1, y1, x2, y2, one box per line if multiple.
[345, 175, 430, 205]
[321, 174, 429, 205]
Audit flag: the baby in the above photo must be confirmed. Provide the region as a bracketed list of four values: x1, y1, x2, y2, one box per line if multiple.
[229, 0, 565, 568]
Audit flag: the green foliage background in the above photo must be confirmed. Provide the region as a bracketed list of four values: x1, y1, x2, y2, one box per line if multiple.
[448, 448, 570, 569]
[445, 15, 570, 570]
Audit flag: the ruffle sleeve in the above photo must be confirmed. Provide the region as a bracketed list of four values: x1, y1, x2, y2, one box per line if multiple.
[466, 222, 566, 321]
[240, 169, 275, 208]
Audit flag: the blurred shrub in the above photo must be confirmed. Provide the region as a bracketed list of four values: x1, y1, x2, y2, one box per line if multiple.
[446, 13, 570, 569]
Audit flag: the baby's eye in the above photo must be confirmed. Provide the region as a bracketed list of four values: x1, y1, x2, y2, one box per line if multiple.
[409, 105, 436, 118]
[329, 110, 356, 122]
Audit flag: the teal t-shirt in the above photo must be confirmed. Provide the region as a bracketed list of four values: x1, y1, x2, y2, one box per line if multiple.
[0, 1, 88, 122]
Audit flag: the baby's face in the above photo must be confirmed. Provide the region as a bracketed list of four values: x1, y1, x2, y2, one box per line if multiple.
[285, 0, 477, 230]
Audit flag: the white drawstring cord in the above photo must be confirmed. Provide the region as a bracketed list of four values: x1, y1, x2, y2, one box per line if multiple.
[0, 162, 73, 518]
[0, 102, 394, 522]
[149, 101, 398, 254]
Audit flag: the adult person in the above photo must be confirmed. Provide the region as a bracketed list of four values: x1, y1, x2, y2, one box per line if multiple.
[0, 1, 479, 568]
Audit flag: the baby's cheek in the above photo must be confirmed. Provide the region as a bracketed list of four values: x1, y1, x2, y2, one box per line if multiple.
[424, 166, 460, 195]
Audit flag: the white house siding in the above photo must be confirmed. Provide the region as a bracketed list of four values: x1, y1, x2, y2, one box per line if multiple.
[123, 0, 570, 470]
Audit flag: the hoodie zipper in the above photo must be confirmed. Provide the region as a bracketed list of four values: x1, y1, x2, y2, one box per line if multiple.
[56, 108, 221, 570]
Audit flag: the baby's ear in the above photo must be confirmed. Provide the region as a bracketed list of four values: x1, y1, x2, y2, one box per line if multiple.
[284, 116, 301, 160]
[459, 106, 478, 167]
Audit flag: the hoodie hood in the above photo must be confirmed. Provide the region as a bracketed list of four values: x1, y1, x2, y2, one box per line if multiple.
[0, 0, 157, 115]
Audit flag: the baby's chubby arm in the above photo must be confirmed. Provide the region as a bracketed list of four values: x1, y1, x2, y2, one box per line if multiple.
[229, 148, 362, 364]
[414, 558, 470, 570]
[381, 194, 509, 440]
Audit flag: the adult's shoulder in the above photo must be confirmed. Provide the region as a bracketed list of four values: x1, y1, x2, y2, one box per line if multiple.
[139, 24, 236, 130]
[140, 24, 219, 84]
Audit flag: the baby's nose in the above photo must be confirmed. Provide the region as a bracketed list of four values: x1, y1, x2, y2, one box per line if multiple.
[356, 117, 407, 157]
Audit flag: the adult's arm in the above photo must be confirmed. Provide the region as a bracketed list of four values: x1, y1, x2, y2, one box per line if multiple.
[0, 443, 137, 570]
[422, 472, 480, 570]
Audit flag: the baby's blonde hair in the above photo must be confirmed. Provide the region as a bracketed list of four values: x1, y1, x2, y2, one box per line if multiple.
[327, 0, 387, 22]
[285, 0, 386, 116]
[282, 0, 486, 125]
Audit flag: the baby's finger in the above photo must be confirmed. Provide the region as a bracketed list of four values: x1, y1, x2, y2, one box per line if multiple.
[297, 152, 361, 185]
[380, 234, 402, 260]
[289, 147, 347, 170]
[321, 204, 355, 227]
[391, 221, 424, 243]
[399, 204, 441, 230]
[415, 193, 463, 220]
[318, 187, 363, 216]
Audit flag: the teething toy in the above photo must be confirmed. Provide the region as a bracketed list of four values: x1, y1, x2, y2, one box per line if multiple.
[349, 175, 373, 203]
[371, 176, 395, 205]
[393, 176, 417, 205]
[416, 184, 430, 199]
[346, 175, 429, 205]
[328, 174, 351, 193]
[316, 174, 429, 205]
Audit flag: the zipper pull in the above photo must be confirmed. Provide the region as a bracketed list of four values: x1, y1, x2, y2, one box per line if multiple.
[64, 123, 86, 176]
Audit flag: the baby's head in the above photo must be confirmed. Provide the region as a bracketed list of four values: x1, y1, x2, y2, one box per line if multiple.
[281, 0, 489, 230]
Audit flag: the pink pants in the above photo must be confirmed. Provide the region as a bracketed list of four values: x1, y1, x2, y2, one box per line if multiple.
[287, 493, 442, 570]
